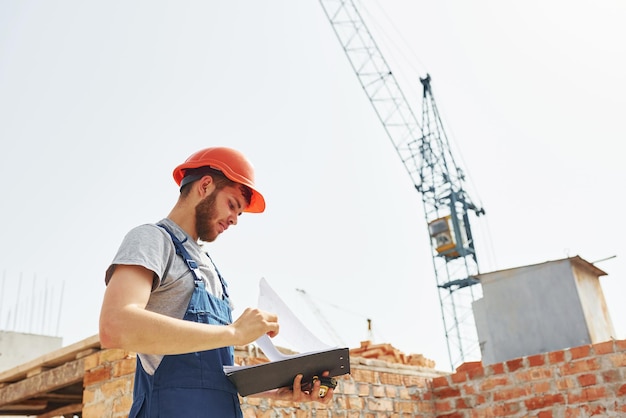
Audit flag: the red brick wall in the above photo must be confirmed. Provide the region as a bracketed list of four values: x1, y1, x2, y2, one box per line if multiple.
[82, 346, 443, 418]
[430, 339, 626, 417]
[82, 339, 626, 417]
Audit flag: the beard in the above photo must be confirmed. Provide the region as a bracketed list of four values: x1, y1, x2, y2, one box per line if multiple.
[195, 192, 219, 242]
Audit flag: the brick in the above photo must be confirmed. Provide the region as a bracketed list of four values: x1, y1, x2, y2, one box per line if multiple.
[467, 366, 486, 380]
[396, 400, 416, 414]
[403, 374, 429, 388]
[527, 354, 545, 367]
[431, 375, 450, 388]
[84, 364, 112, 386]
[515, 367, 552, 382]
[491, 402, 521, 416]
[524, 393, 565, 410]
[608, 352, 626, 367]
[576, 373, 597, 387]
[357, 382, 370, 396]
[83, 352, 101, 371]
[433, 385, 462, 399]
[345, 395, 364, 410]
[479, 376, 510, 391]
[379, 372, 402, 385]
[342, 381, 357, 395]
[112, 357, 136, 378]
[351, 368, 377, 384]
[372, 384, 386, 397]
[99, 348, 130, 363]
[416, 399, 436, 413]
[451, 371, 467, 383]
[489, 362, 505, 375]
[531, 381, 551, 394]
[548, 350, 566, 364]
[493, 386, 529, 402]
[455, 397, 471, 409]
[385, 385, 397, 398]
[434, 399, 453, 413]
[556, 377, 576, 391]
[366, 398, 393, 412]
[456, 361, 482, 373]
[592, 340, 615, 355]
[560, 358, 600, 375]
[506, 358, 524, 372]
[398, 387, 410, 400]
[569, 345, 591, 360]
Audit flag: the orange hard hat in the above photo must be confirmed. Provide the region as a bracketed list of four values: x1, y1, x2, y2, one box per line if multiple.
[173, 147, 266, 213]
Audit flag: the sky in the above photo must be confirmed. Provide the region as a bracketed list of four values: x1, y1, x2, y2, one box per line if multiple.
[1, 1, 625, 372]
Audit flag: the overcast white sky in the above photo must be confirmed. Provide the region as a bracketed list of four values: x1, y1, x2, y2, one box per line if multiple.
[1, 1, 624, 372]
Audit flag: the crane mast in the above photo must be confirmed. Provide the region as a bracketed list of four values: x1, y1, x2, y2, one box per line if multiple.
[318, 0, 485, 369]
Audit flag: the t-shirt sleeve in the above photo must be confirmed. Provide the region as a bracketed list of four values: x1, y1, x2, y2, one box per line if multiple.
[104, 224, 174, 290]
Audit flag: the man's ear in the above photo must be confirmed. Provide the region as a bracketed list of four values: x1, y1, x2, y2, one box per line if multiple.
[198, 175, 216, 197]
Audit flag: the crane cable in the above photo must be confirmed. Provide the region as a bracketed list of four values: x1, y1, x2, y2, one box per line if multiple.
[295, 288, 385, 345]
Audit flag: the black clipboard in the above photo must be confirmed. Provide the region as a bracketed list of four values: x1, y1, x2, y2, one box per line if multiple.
[224, 347, 350, 397]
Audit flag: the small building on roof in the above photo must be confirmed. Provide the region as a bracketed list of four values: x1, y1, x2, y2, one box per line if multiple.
[473, 255, 615, 365]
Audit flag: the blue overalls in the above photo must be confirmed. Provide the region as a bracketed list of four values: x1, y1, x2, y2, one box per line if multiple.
[129, 224, 243, 418]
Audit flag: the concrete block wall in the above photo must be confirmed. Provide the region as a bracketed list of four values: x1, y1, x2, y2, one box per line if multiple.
[81, 339, 626, 417]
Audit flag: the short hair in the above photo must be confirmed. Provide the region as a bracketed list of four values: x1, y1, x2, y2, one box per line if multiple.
[180, 166, 252, 206]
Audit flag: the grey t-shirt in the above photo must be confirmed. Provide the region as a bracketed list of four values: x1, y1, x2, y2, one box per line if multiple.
[104, 218, 229, 374]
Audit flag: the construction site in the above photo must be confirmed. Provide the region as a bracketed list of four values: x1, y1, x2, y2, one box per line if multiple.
[1, 1, 625, 417]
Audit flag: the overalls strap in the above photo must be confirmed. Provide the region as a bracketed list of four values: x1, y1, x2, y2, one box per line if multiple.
[157, 223, 230, 298]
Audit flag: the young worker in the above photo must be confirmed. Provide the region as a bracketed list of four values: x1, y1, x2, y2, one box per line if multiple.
[99, 147, 334, 417]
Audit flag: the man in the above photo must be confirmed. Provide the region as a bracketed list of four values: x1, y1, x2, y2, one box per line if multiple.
[99, 147, 333, 417]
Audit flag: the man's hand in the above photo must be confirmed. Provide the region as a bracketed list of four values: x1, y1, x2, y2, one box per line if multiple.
[271, 372, 335, 404]
[230, 308, 279, 345]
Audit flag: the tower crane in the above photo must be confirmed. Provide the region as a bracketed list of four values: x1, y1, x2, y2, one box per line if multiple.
[318, 0, 485, 370]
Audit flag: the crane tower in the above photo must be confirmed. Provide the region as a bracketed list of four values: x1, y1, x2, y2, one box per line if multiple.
[318, 0, 485, 369]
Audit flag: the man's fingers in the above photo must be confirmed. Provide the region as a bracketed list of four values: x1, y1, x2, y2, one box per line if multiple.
[261, 310, 279, 337]
[293, 374, 303, 392]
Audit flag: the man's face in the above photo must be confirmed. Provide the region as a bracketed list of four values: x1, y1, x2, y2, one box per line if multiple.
[195, 185, 245, 242]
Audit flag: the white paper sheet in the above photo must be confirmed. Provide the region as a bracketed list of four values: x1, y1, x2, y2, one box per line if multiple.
[255, 277, 333, 361]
